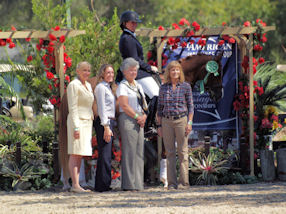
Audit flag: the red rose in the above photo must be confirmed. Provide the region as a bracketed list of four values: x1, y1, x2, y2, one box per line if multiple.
[178, 18, 190, 26]
[172, 43, 178, 50]
[147, 51, 152, 60]
[253, 80, 258, 86]
[186, 30, 194, 37]
[261, 36, 267, 43]
[198, 38, 206, 46]
[36, 44, 42, 51]
[46, 71, 55, 80]
[54, 26, 60, 31]
[47, 46, 54, 53]
[59, 35, 65, 43]
[218, 40, 225, 46]
[49, 98, 57, 105]
[48, 84, 53, 90]
[39, 39, 44, 45]
[172, 23, 180, 30]
[11, 25, 16, 31]
[25, 38, 31, 42]
[233, 100, 241, 111]
[158, 26, 165, 30]
[49, 34, 57, 41]
[222, 22, 227, 26]
[6, 38, 12, 43]
[0, 39, 6, 46]
[254, 44, 263, 51]
[64, 56, 72, 68]
[181, 41, 187, 48]
[258, 57, 265, 64]
[189, 40, 195, 45]
[27, 55, 33, 62]
[167, 37, 175, 45]
[228, 38, 235, 44]
[222, 35, 230, 41]
[243, 21, 251, 27]
[8, 42, 16, 49]
[192, 21, 200, 31]
[65, 75, 70, 82]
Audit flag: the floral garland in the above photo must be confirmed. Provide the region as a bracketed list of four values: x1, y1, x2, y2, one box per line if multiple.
[146, 18, 236, 67]
[0, 25, 72, 108]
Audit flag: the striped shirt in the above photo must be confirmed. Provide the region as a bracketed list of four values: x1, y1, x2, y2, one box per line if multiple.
[157, 82, 194, 117]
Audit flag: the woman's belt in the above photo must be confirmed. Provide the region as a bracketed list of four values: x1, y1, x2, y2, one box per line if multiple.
[164, 112, 187, 120]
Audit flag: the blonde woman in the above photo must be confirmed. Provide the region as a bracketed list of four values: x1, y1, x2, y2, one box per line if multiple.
[157, 60, 194, 190]
[67, 61, 94, 193]
[94, 64, 116, 192]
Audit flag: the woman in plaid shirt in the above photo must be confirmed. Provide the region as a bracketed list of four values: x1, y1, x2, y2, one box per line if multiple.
[157, 60, 194, 190]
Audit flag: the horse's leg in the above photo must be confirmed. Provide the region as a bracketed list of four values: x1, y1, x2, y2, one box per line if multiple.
[160, 142, 168, 187]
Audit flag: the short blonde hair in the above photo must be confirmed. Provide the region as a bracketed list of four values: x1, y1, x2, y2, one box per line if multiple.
[164, 60, 185, 83]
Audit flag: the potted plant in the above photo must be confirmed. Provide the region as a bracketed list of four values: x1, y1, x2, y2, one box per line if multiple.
[253, 64, 286, 181]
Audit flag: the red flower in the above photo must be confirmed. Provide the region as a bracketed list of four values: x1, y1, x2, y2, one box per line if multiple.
[261, 35, 267, 43]
[228, 38, 235, 44]
[198, 38, 206, 46]
[222, 35, 230, 41]
[243, 21, 251, 27]
[64, 56, 72, 68]
[54, 26, 60, 31]
[192, 21, 200, 31]
[59, 35, 65, 43]
[258, 57, 265, 64]
[254, 44, 263, 51]
[253, 80, 258, 86]
[218, 40, 225, 46]
[186, 30, 194, 37]
[178, 18, 190, 26]
[172, 43, 178, 50]
[189, 40, 195, 45]
[36, 44, 42, 51]
[167, 37, 175, 45]
[49, 41, 55, 46]
[11, 25, 16, 31]
[49, 98, 57, 105]
[6, 38, 12, 43]
[181, 41, 187, 48]
[233, 100, 241, 111]
[47, 46, 54, 53]
[0, 39, 6, 46]
[27, 55, 33, 62]
[172, 23, 180, 30]
[48, 84, 53, 90]
[8, 42, 16, 49]
[25, 38, 31, 42]
[222, 22, 227, 26]
[158, 26, 165, 30]
[147, 51, 152, 60]
[49, 34, 57, 41]
[39, 39, 44, 45]
[46, 71, 55, 80]
[65, 75, 70, 82]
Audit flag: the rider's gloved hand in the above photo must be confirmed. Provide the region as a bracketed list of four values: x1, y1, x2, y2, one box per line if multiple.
[150, 66, 158, 74]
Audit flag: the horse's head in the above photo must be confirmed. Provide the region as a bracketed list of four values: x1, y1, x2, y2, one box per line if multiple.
[180, 52, 224, 102]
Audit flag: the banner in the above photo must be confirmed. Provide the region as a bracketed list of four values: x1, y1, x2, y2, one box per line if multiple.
[164, 36, 238, 130]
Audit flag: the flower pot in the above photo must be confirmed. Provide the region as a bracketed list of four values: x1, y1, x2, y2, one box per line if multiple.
[277, 148, 286, 181]
[259, 150, 275, 181]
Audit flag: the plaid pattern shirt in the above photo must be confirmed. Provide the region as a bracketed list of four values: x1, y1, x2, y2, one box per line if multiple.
[157, 82, 194, 117]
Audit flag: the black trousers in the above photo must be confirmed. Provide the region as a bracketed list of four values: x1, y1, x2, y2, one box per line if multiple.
[94, 117, 115, 192]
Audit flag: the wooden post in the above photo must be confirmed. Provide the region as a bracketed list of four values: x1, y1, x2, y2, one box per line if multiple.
[204, 136, 211, 157]
[248, 34, 255, 176]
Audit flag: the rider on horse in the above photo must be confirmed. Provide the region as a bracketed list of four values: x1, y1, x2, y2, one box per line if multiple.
[116, 10, 160, 137]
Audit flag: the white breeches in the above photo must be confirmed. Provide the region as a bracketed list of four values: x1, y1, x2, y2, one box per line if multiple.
[137, 76, 159, 99]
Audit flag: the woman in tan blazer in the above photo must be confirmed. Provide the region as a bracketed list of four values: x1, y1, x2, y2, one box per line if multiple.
[67, 61, 94, 193]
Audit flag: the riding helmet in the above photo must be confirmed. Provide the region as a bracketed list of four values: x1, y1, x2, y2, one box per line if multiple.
[120, 11, 141, 29]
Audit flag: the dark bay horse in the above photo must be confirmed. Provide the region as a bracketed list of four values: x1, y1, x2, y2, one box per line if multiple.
[179, 52, 224, 102]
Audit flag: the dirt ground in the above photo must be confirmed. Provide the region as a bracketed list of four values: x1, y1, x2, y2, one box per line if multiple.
[1, 182, 286, 214]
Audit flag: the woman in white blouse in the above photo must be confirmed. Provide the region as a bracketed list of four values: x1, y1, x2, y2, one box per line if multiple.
[116, 57, 147, 191]
[67, 61, 94, 193]
[94, 64, 116, 192]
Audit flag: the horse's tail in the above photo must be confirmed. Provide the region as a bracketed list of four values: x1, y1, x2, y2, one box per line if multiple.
[58, 93, 70, 181]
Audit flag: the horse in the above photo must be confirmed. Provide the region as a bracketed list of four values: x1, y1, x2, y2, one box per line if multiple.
[179, 52, 224, 102]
